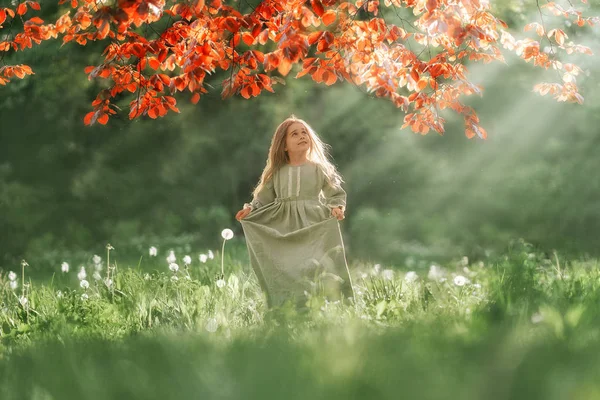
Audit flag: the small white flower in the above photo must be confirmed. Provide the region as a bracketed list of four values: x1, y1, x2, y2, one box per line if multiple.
[404, 271, 418, 283]
[61, 262, 69, 273]
[77, 266, 87, 281]
[428, 264, 444, 281]
[183, 255, 192, 265]
[205, 317, 218, 333]
[531, 312, 544, 324]
[19, 296, 28, 307]
[81, 293, 89, 300]
[9, 280, 18, 290]
[93, 255, 102, 265]
[143, 273, 151, 280]
[149, 246, 158, 257]
[382, 269, 394, 280]
[453, 275, 469, 286]
[216, 279, 226, 288]
[171, 275, 179, 282]
[80, 279, 90, 289]
[208, 250, 214, 259]
[56, 290, 63, 298]
[104, 278, 113, 288]
[8, 271, 17, 281]
[360, 272, 368, 279]
[169, 263, 179, 273]
[167, 250, 176, 264]
[221, 229, 234, 240]
[199, 254, 208, 263]
[93, 271, 102, 281]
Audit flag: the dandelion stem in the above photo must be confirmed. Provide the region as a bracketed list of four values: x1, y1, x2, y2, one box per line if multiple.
[221, 239, 226, 277]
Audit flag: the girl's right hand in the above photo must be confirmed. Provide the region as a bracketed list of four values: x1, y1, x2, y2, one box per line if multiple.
[235, 207, 252, 221]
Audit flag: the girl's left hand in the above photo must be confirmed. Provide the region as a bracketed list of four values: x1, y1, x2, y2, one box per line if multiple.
[331, 207, 345, 220]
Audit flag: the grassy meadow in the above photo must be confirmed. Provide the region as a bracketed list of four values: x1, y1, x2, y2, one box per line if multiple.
[1, 236, 600, 400]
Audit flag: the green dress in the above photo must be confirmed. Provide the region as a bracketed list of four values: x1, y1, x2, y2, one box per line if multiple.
[240, 161, 354, 308]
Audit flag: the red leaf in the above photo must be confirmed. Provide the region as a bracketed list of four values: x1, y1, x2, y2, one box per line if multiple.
[84, 111, 95, 125]
[17, 3, 27, 16]
[0, 10, 6, 26]
[322, 10, 336, 26]
[242, 32, 254, 46]
[148, 58, 160, 70]
[27, 16, 44, 24]
[311, 0, 324, 17]
[97, 113, 109, 125]
[29, 2, 41, 11]
[191, 92, 200, 104]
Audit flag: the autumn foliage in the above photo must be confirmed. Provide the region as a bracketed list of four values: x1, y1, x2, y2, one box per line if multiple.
[0, 0, 597, 138]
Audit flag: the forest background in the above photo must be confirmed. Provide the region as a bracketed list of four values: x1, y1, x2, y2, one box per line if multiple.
[1, 0, 599, 274]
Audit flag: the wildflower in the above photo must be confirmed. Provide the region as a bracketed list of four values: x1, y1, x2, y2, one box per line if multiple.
[171, 275, 179, 282]
[382, 269, 394, 280]
[93, 271, 102, 281]
[19, 296, 28, 307]
[216, 279, 226, 288]
[93, 255, 102, 265]
[208, 250, 214, 260]
[428, 264, 444, 281]
[205, 317, 218, 333]
[221, 229, 234, 240]
[80, 279, 90, 289]
[183, 255, 192, 265]
[199, 254, 208, 263]
[404, 271, 418, 283]
[77, 266, 87, 281]
[149, 246, 158, 257]
[453, 275, 469, 286]
[81, 293, 89, 300]
[169, 263, 179, 273]
[8, 271, 16, 281]
[167, 250, 176, 264]
[104, 278, 113, 288]
[61, 262, 69, 273]
[9, 280, 18, 290]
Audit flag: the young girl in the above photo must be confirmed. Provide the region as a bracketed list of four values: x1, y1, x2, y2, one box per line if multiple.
[236, 115, 355, 309]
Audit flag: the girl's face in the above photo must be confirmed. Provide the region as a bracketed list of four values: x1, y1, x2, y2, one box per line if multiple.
[284, 121, 311, 155]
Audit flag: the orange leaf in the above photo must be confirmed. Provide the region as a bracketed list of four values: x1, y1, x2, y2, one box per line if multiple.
[311, 0, 324, 17]
[27, 16, 44, 24]
[148, 57, 160, 70]
[191, 92, 200, 104]
[84, 111, 95, 125]
[29, 2, 41, 11]
[322, 10, 336, 26]
[148, 107, 158, 119]
[17, 3, 27, 16]
[0, 10, 6, 26]
[242, 32, 254, 46]
[97, 113, 109, 125]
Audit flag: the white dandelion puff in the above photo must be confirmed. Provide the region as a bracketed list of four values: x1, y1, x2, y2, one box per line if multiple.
[205, 318, 218, 333]
[19, 296, 28, 307]
[149, 246, 158, 257]
[531, 312, 544, 324]
[80, 279, 90, 289]
[221, 229, 234, 240]
[216, 279, 226, 288]
[77, 266, 87, 281]
[382, 269, 394, 280]
[104, 278, 113, 288]
[166, 251, 176, 264]
[428, 264, 444, 281]
[199, 254, 208, 263]
[453, 275, 469, 286]
[208, 250, 214, 260]
[81, 293, 88, 300]
[9, 280, 18, 290]
[61, 262, 69, 273]
[93, 255, 102, 265]
[169, 263, 179, 273]
[8, 271, 17, 281]
[183, 255, 192, 265]
[171, 275, 179, 282]
[404, 271, 418, 283]
[93, 271, 102, 281]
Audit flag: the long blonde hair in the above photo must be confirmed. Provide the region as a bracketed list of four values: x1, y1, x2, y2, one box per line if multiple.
[252, 115, 344, 198]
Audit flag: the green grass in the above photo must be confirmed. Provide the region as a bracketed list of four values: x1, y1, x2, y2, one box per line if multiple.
[1, 239, 600, 400]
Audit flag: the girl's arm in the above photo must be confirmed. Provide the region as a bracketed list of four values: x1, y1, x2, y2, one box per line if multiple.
[322, 176, 347, 212]
[246, 178, 276, 211]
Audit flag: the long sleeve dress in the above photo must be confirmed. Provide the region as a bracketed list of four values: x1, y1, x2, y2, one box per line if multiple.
[239, 161, 354, 308]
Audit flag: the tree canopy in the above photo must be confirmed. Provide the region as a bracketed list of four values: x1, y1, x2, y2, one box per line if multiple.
[0, 0, 598, 137]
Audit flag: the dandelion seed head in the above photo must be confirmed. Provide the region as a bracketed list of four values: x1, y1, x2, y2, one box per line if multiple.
[80, 279, 90, 289]
[169, 263, 179, 272]
[104, 278, 113, 288]
[19, 296, 28, 307]
[404, 271, 418, 283]
[216, 279, 226, 288]
[8, 271, 17, 281]
[93, 271, 102, 281]
[208, 250, 214, 259]
[531, 312, 544, 324]
[382, 269, 394, 280]
[77, 266, 87, 281]
[205, 318, 218, 333]
[9, 280, 18, 290]
[428, 264, 444, 281]
[171, 275, 179, 282]
[61, 262, 69, 273]
[93, 255, 102, 265]
[221, 229, 234, 240]
[453, 275, 469, 286]
[199, 254, 208, 263]
[81, 293, 89, 300]
[183, 255, 192, 265]
[149, 246, 158, 257]
[167, 250, 176, 264]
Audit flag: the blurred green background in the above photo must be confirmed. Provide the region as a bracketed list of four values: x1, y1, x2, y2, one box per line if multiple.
[1, 0, 599, 274]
